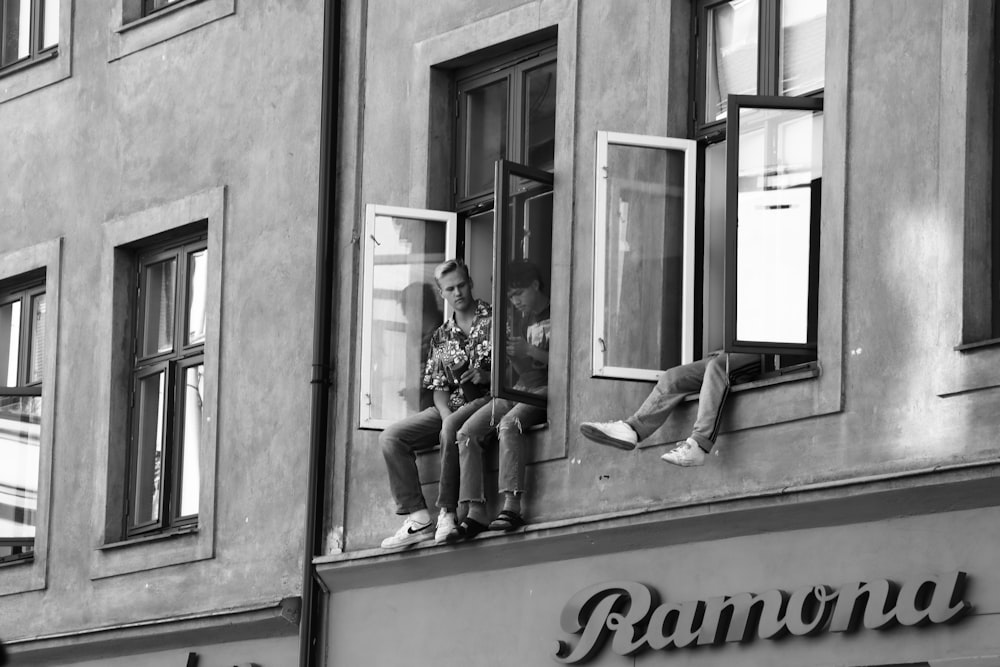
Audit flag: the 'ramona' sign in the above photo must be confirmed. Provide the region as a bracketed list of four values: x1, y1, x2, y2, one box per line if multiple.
[554, 571, 970, 663]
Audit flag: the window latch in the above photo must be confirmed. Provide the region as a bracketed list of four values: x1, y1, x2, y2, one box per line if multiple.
[598, 337, 607, 353]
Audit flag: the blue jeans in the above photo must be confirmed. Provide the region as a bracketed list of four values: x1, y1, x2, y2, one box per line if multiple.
[626, 352, 760, 451]
[380, 396, 491, 515]
[457, 391, 547, 504]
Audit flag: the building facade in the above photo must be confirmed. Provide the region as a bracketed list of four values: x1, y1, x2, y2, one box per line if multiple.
[2, 1, 1000, 667]
[0, 1, 325, 664]
[316, 1, 1000, 666]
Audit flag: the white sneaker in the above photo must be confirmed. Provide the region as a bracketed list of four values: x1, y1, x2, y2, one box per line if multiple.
[434, 511, 457, 544]
[660, 438, 706, 467]
[380, 516, 434, 549]
[580, 420, 638, 451]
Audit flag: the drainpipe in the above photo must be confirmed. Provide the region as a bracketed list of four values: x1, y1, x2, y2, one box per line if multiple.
[300, 1, 341, 666]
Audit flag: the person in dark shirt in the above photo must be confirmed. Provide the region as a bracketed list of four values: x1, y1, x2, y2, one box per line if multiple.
[449, 260, 550, 539]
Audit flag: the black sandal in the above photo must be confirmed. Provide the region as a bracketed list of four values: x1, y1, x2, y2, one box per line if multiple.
[488, 510, 527, 531]
[446, 518, 488, 542]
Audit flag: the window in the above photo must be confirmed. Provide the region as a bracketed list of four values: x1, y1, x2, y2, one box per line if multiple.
[0, 272, 44, 563]
[695, 0, 826, 137]
[94, 186, 221, 579]
[142, 0, 183, 17]
[359, 206, 456, 429]
[360, 39, 557, 425]
[592, 133, 697, 380]
[0, 0, 59, 74]
[112, 0, 236, 62]
[697, 0, 826, 362]
[125, 233, 207, 538]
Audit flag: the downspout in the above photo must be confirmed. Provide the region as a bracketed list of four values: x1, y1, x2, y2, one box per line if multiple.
[300, 1, 341, 666]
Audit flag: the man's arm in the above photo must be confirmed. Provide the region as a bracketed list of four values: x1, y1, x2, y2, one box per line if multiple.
[433, 389, 453, 419]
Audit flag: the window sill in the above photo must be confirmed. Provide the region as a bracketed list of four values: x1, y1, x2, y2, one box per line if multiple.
[0, 554, 34, 568]
[0, 49, 58, 80]
[118, 0, 207, 32]
[0, 45, 69, 105]
[638, 362, 827, 448]
[954, 337, 1000, 352]
[109, 0, 235, 62]
[99, 525, 199, 551]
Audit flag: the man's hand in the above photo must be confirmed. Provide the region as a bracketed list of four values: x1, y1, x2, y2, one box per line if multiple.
[460, 367, 488, 386]
[506, 336, 531, 359]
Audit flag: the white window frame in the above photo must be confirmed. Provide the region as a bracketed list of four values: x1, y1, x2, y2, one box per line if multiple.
[358, 204, 457, 430]
[592, 131, 697, 381]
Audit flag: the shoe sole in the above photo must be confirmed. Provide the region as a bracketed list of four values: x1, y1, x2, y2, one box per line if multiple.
[580, 424, 636, 451]
[659, 455, 704, 467]
[381, 530, 435, 549]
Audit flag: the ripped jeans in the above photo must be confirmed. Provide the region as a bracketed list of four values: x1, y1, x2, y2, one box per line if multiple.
[456, 390, 547, 504]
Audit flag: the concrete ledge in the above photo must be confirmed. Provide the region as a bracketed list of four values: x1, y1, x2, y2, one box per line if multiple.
[315, 463, 1000, 592]
[6, 597, 300, 665]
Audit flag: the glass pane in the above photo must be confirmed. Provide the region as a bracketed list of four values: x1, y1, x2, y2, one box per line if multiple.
[705, 0, 759, 123]
[602, 144, 686, 370]
[27, 293, 45, 384]
[142, 258, 177, 357]
[498, 172, 552, 405]
[132, 371, 166, 527]
[177, 365, 202, 518]
[464, 209, 494, 300]
[0, 395, 41, 557]
[1, 0, 30, 67]
[734, 106, 823, 345]
[463, 79, 508, 198]
[522, 60, 557, 172]
[185, 249, 207, 346]
[152, 0, 183, 9]
[41, 0, 58, 49]
[780, 0, 826, 96]
[0, 300, 20, 386]
[366, 215, 448, 422]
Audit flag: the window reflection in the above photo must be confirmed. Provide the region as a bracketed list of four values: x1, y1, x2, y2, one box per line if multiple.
[734, 106, 823, 346]
[705, 0, 759, 123]
[464, 79, 509, 198]
[186, 249, 207, 346]
[41, 0, 58, 49]
[177, 364, 202, 518]
[780, 0, 826, 96]
[0, 299, 20, 386]
[523, 61, 557, 172]
[0, 395, 40, 559]
[28, 294, 45, 384]
[133, 371, 166, 527]
[602, 144, 686, 371]
[366, 214, 448, 423]
[142, 259, 177, 357]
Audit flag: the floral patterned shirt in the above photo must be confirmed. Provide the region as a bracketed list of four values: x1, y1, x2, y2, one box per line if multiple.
[422, 299, 493, 410]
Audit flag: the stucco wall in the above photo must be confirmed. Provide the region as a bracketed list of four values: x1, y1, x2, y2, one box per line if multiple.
[326, 506, 1000, 667]
[0, 0, 322, 649]
[331, 0, 1000, 553]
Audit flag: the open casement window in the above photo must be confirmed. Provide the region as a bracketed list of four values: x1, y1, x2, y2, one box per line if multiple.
[724, 95, 823, 356]
[126, 237, 207, 538]
[358, 205, 457, 430]
[0, 0, 59, 73]
[493, 159, 553, 408]
[592, 132, 696, 381]
[0, 273, 44, 563]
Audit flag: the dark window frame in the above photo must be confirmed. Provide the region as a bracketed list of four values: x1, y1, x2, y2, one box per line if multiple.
[450, 39, 557, 405]
[125, 233, 206, 539]
[0, 0, 58, 75]
[723, 94, 823, 356]
[0, 271, 45, 563]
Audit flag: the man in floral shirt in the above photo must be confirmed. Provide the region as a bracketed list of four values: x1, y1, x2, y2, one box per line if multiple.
[379, 259, 492, 548]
